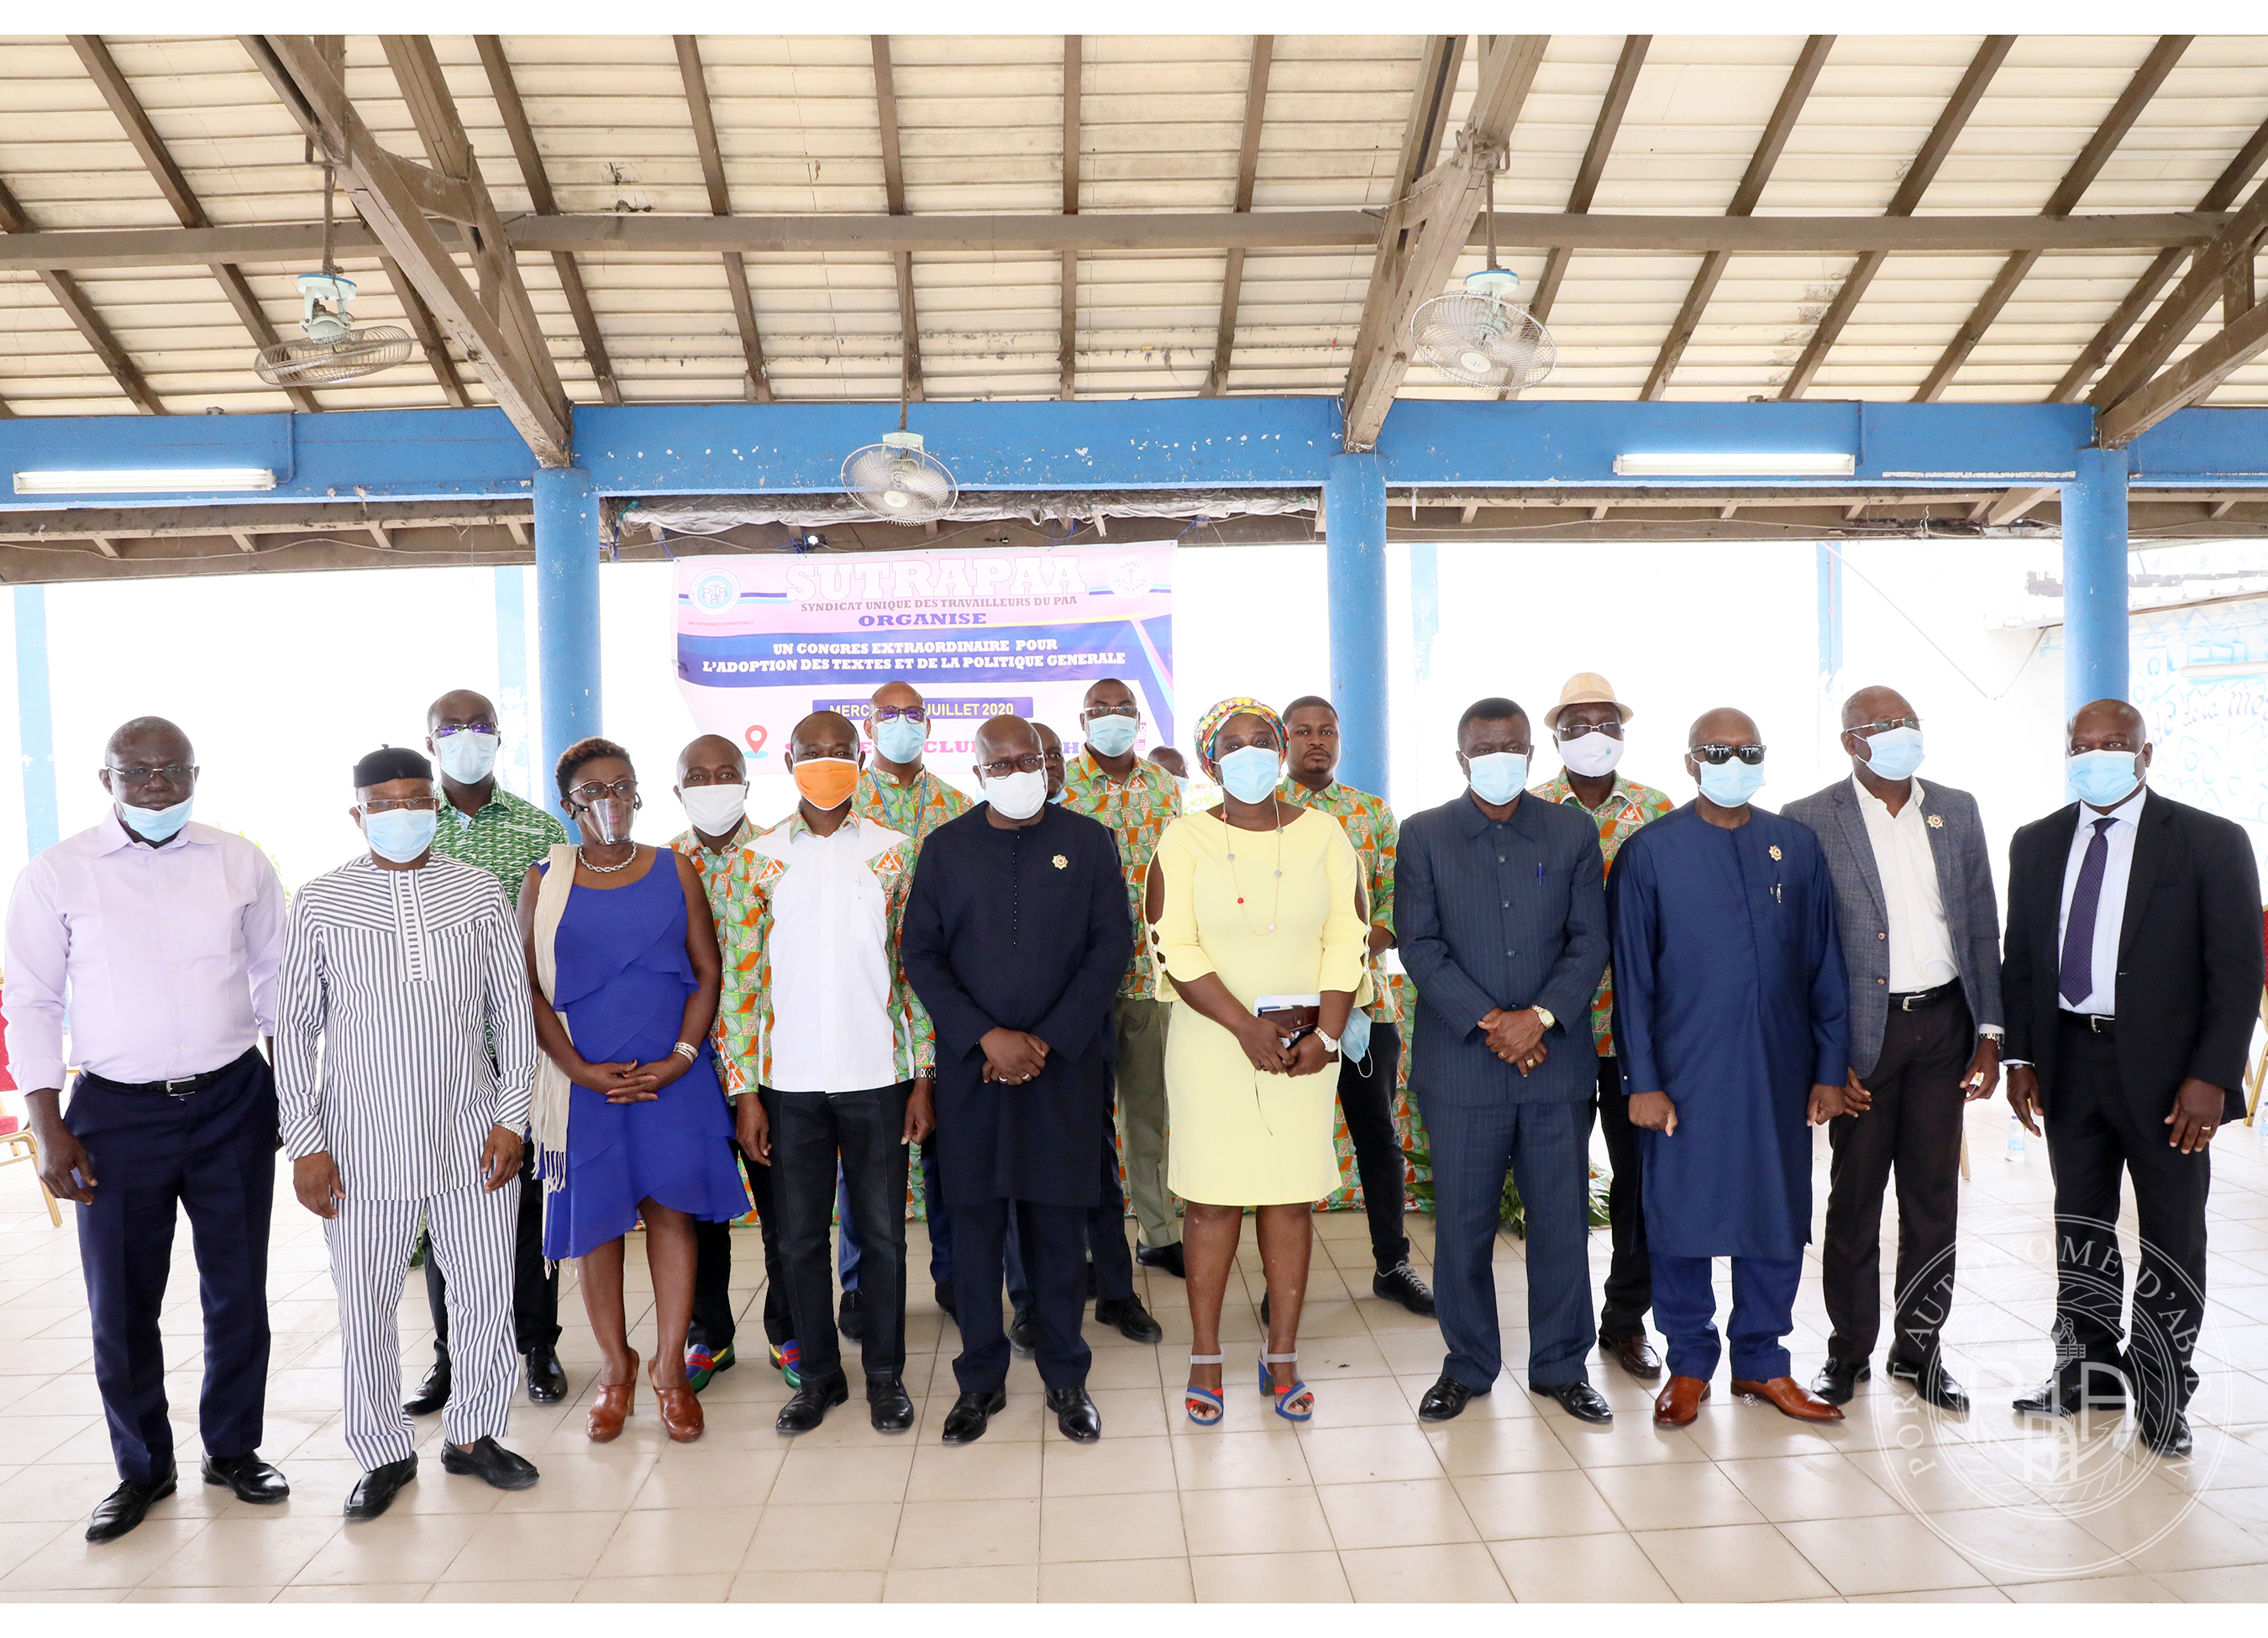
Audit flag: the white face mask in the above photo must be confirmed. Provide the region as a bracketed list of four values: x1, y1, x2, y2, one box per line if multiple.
[984, 769, 1048, 821]
[680, 783, 748, 836]
[433, 731, 499, 785]
[1556, 727, 1625, 779]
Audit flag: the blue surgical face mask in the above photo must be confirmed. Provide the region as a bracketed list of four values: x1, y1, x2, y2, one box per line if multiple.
[1697, 759, 1766, 807]
[433, 730, 499, 785]
[363, 806, 438, 863]
[874, 715, 927, 763]
[1467, 751, 1529, 806]
[1216, 744, 1283, 805]
[1049, 786, 1067, 805]
[118, 795, 193, 843]
[1341, 1008, 1373, 1069]
[2068, 748, 2143, 808]
[1084, 713, 1139, 757]
[1859, 726, 1924, 782]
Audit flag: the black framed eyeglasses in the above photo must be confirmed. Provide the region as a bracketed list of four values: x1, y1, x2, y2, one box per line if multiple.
[1849, 716, 1920, 737]
[872, 706, 927, 723]
[1688, 743, 1767, 766]
[569, 777, 640, 803]
[361, 796, 443, 814]
[433, 722, 499, 738]
[1080, 704, 1137, 721]
[106, 762, 195, 786]
[1557, 722, 1625, 742]
[978, 753, 1045, 778]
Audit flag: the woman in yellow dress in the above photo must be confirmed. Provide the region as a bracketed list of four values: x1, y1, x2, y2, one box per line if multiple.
[1144, 697, 1367, 1424]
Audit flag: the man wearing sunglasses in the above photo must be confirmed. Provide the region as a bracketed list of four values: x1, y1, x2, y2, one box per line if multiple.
[1609, 706, 1852, 1428]
[1786, 687, 2003, 1414]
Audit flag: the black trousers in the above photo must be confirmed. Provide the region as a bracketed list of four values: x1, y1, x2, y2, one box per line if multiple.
[1337, 1020, 1409, 1270]
[689, 1140, 794, 1352]
[2045, 1016, 2213, 1419]
[1824, 996, 1972, 1366]
[955, 1197, 1092, 1394]
[765, 1084, 909, 1384]
[1005, 1112, 1137, 1310]
[425, 1140, 559, 1363]
[1588, 1056, 1651, 1338]
[65, 1050, 276, 1484]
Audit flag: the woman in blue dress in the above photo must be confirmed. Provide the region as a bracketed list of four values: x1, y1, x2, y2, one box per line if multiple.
[519, 738, 748, 1445]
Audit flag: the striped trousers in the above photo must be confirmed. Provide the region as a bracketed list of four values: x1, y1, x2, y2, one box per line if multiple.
[324, 1179, 519, 1471]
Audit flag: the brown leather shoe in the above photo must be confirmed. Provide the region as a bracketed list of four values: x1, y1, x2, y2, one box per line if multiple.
[585, 1351, 639, 1443]
[654, 1378, 706, 1443]
[1733, 1375, 1845, 1422]
[1653, 1375, 1709, 1426]
[1602, 1332, 1663, 1382]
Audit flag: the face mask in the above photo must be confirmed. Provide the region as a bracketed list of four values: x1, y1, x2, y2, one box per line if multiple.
[433, 731, 499, 785]
[1049, 787, 1067, 805]
[118, 795, 193, 843]
[1173, 777, 1193, 804]
[1859, 726, 1924, 782]
[1341, 1008, 1373, 1068]
[874, 716, 927, 764]
[1467, 751, 1529, 806]
[792, 757, 860, 811]
[1216, 744, 1283, 805]
[680, 783, 748, 835]
[1084, 714, 1139, 757]
[580, 795, 638, 845]
[1556, 729, 1624, 779]
[1697, 759, 1766, 807]
[362, 806, 438, 864]
[2068, 749, 2143, 808]
[984, 769, 1048, 821]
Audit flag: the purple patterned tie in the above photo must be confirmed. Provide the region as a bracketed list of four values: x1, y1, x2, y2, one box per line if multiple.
[2059, 816, 2116, 1007]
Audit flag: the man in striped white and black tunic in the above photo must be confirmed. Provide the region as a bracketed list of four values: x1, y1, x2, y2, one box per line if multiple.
[277, 746, 543, 1520]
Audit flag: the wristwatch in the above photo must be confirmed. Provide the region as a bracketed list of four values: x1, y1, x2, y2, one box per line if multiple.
[1316, 1030, 1341, 1055]
[1532, 1006, 1557, 1032]
[1977, 1025, 2005, 1043]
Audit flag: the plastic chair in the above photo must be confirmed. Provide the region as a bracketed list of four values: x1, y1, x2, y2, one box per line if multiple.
[0, 1110, 63, 1227]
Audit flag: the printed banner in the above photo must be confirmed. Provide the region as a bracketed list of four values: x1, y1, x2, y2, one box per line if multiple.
[675, 545, 1176, 789]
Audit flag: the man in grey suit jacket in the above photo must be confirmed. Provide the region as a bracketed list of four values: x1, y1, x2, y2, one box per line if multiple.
[1784, 685, 2004, 1412]
[1399, 697, 1610, 1425]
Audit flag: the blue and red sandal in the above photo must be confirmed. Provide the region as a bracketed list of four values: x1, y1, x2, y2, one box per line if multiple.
[1186, 1352, 1226, 1425]
[1258, 1352, 1314, 1421]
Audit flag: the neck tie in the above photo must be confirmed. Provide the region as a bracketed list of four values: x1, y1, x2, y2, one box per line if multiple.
[2058, 816, 2117, 1008]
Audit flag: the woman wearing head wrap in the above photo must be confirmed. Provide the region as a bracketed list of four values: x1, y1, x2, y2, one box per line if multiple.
[1142, 697, 1369, 1425]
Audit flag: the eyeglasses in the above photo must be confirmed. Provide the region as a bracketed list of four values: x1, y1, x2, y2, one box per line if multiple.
[362, 796, 442, 815]
[872, 706, 927, 723]
[1557, 722, 1625, 742]
[106, 762, 195, 787]
[1080, 704, 1137, 721]
[433, 722, 498, 738]
[1849, 716, 1920, 737]
[568, 777, 640, 803]
[978, 753, 1045, 778]
[1689, 743, 1767, 766]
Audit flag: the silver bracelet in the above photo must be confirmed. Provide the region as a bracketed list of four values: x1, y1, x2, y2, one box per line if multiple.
[671, 1041, 698, 1062]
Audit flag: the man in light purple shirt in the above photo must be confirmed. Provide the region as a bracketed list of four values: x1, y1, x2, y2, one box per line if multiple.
[3, 717, 291, 1543]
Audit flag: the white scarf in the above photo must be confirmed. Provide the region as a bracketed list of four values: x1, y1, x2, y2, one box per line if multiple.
[528, 843, 579, 1236]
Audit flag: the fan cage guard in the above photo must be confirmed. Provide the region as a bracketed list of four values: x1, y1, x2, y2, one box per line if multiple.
[255, 326, 416, 387]
[841, 442, 960, 522]
[1410, 292, 1557, 391]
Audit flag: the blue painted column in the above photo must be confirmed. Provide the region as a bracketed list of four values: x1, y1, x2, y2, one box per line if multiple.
[492, 565, 533, 802]
[13, 586, 59, 857]
[533, 467, 601, 791]
[1325, 451, 1389, 799]
[2062, 445, 2131, 716]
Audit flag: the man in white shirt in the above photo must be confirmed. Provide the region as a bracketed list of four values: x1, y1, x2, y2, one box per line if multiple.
[731, 711, 937, 1436]
[1785, 686, 2005, 1412]
[2, 717, 290, 1541]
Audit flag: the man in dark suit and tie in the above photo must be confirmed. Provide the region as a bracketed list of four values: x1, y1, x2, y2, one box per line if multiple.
[1785, 685, 2004, 1413]
[1398, 697, 1611, 1424]
[2002, 698, 2262, 1457]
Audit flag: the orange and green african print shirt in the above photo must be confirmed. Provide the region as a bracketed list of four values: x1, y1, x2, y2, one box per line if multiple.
[1529, 769, 1673, 1056]
[1280, 778, 1403, 1023]
[1062, 750, 1184, 1000]
[853, 764, 971, 856]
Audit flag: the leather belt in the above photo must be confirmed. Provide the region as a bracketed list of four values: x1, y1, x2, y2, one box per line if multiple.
[1887, 980, 1960, 1012]
[2058, 1011, 2117, 1037]
[76, 1047, 259, 1099]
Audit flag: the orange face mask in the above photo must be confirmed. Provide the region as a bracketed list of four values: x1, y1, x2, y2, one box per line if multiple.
[791, 756, 860, 811]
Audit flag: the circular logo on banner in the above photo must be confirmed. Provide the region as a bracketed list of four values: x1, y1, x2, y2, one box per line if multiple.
[1110, 558, 1151, 598]
[691, 570, 739, 613]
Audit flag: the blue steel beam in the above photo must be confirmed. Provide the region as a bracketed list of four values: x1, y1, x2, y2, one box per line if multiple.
[2061, 447, 2131, 716]
[13, 585, 59, 856]
[1325, 452, 1389, 801]
[533, 467, 601, 793]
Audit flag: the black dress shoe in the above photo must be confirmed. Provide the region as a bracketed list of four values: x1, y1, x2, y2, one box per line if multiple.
[1095, 1295, 1165, 1344]
[1008, 1306, 1038, 1358]
[1887, 1355, 1969, 1413]
[404, 1360, 450, 1416]
[1373, 1263, 1436, 1316]
[1046, 1383, 1102, 1443]
[1813, 1357, 1870, 1405]
[838, 1290, 865, 1342]
[1534, 1380, 1614, 1424]
[201, 1453, 289, 1504]
[344, 1456, 418, 1521]
[1601, 1331, 1663, 1381]
[942, 1388, 1008, 1445]
[1135, 1241, 1185, 1278]
[934, 1281, 958, 1321]
[524, 1345, 568, 1404]
[777, 1374, 850, 1435]
[868, 1374, 916, 1433]
[2140, 1411, 2193, 1459]
[440, 1436, 539, 1490]
[86, 1471, 176, 1542]
[2014, 1368, 2126, 1419]
[1416, 1374, 1488, 1422]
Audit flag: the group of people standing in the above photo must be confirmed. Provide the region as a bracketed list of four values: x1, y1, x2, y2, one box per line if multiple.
[5, 662, 2256, 1550]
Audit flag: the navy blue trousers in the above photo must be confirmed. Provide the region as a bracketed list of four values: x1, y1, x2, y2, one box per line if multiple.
[1005, 1117, 1137, 1310]
[65, 1051, 276, 1484]
[1651, 1253, 1803, 1382]
[1421, 1095, 1593, 1391]
[838, 1138, 951, 1290]
[953, 1198, 1090, 1394]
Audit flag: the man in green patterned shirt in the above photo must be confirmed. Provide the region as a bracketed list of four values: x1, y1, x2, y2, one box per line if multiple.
[1530, 671, 1675, 1382]
[1282, 696, 1434, 1316]
[1063, 677, 1184, 1273]
[408, 688, 572, 1416]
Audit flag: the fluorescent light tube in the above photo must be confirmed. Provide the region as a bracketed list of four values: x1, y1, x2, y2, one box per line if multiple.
[13, 467, 277, 495]
[1613, 453, 1856, 478]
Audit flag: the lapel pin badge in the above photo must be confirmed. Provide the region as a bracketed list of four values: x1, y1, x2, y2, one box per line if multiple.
[1926, 813, 1945, 829]
[1767, 844, 1782, 861]
[1052, 853, 1068, 869]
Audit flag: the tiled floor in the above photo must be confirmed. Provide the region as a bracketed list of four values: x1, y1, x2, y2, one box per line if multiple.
[3, 1099, 2268, 1603]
